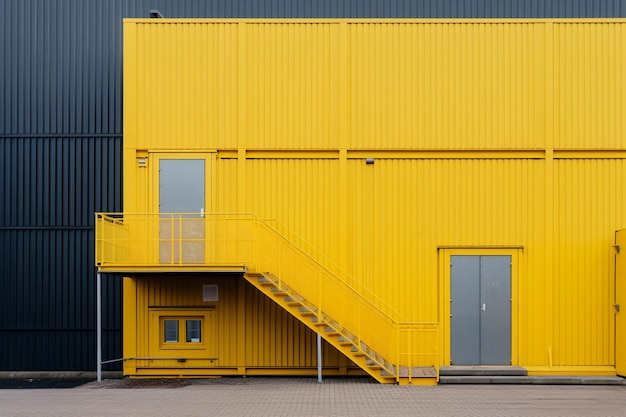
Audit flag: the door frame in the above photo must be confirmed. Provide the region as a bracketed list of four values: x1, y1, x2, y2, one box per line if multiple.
[439, 247, 521, 366]
[148, 152, 216, 264]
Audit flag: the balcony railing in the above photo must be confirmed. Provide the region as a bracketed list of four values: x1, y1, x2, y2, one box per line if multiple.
[95, 213, 257, 271]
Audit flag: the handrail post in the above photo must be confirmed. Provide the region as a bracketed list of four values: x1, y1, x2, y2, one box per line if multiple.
[395, 324, 399, 383]
[169, 214, 174, 265]
[178, 214, 183, 265]
[96, 271, 102, 383]
[95, 214, 100, 265]
[406, 326, 415, 384]
[253, 217, 258, 270]
[317, 268, 322, 321]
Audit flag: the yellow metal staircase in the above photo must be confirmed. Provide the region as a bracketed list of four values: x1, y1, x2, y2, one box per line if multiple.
[95, 212, 439, 384]
[249, 216, 439, 385]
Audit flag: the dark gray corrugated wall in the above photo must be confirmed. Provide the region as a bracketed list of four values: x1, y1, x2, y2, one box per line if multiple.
[1, 0, 625, 372]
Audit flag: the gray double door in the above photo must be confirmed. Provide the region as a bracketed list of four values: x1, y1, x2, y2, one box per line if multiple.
[450, 255, 511, 365]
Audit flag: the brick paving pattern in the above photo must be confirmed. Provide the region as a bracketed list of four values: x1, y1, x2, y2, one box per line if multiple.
[1, 377, 625, 417]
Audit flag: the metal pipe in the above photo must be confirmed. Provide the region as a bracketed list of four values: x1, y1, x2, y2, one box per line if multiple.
[317, 333, 322, 383]
[96, 272, 102, 383]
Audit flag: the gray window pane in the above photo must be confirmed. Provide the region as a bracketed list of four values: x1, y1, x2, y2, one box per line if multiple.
[186, 320, 202, 343]
[164, 320, 179, 343]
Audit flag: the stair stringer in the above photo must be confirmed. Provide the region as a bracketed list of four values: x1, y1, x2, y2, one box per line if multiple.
[245, 272, 431, 384]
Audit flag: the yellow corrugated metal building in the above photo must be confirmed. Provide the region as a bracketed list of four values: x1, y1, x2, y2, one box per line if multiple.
[95, 19, 626, 384]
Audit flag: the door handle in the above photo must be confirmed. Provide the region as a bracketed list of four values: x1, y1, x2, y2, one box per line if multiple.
[481, 303, 486, 312]
[200, 208, 204, 218]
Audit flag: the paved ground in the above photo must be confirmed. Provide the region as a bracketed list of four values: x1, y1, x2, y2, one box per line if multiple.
[1, 377, 626, 417]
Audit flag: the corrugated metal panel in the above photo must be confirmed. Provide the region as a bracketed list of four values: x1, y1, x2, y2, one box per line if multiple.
[244, 159, 341, 258]
[128, 22, 241, 150]
[0, 137, 122, 226]
[347, 22, 546, 149]
[553, 22, 626, 149]
[2, 1, 122, 135]
[552, 159, 625, 366]
[0, 137, 122, 371]
[0, 229, 121, 371]
[129, 20, 626, 150]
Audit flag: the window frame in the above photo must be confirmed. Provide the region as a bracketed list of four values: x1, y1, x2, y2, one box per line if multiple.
[158, 316, 206, 350]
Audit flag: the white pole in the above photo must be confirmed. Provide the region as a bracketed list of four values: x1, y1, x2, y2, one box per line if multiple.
[96, 272, 102, 383]
[317, 333, 322, 383]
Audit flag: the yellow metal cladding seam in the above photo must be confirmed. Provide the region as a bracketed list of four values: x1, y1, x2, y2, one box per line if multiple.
[116, 19, 626, 377]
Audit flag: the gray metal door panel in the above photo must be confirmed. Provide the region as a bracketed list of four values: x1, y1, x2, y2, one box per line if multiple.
[450, 256, 480, 365]
[159, 159, 205, 215]
[159, 159, 206, 264]
[480, 256, 511, 365]
[450, 255, 511, 365]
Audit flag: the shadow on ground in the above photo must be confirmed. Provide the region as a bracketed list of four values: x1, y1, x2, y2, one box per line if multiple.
[0, 379, 92, 389]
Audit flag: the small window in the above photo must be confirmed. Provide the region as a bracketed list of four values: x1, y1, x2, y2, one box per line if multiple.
[164, 320, 179, 343]
[186, 320, 202, 343]
[158, 315, 206, 349]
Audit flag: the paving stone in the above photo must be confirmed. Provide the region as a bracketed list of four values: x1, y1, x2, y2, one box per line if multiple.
[0, 377, 625, 417]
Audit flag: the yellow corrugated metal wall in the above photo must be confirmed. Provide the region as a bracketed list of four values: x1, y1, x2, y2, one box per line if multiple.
[125, 20, 626, 152]
[124, 19, 626, 373]
[552, 159, 625, 366]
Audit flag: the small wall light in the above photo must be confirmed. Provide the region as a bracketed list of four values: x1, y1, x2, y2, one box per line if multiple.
[366, 158, 375, 165]
[149, 9, 164, 18]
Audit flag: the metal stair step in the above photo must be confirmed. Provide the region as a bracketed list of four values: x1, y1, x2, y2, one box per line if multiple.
[257, 277, 274, 286]
[439, 375, 626, 385]
[311, 317, 327, 327]
[350, 346, 366, 356]
[337, 336, 353, 346]
[270, 287, 288, 296]
[323, 327, 339, 336]
[366, 359, 383, 370]
[284, 297, 301, 306]
[439, 366, 527, 377]
[297, 306, 315, 316]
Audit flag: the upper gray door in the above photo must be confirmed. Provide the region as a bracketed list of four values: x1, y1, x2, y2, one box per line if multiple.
[451, 255, 511, 365]
[158, 159, 206, 264]
[159, 159, 205, 215]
